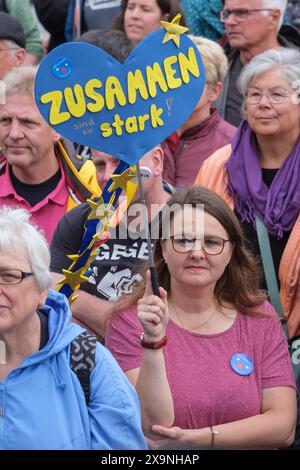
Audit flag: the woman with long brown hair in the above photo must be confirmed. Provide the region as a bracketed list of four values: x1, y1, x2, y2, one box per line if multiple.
[106, 186, 296, 449]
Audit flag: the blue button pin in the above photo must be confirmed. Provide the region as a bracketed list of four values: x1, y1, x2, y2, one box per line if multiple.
[230, 353, 254, 376]
[52, 57, 72, 79]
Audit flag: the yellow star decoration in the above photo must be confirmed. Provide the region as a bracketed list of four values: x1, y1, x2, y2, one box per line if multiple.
[161, 13, 189, 48]
[57, 267, 88, 291]
[88, 193, 117, 222]
[96, 218, 113, 238]
[67, 253, 80, 262]
[56, 169, 138, 299]
[108, 168, 137, 193]
[86, 197, 103, 221]
[69, 294, 79, 305]
[92, 223, 110, 243]
[95, 203, 115, 221]
[90, 247, 101, 258]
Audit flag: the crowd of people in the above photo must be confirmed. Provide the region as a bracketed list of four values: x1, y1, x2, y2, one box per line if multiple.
[0, 0, 299, 451]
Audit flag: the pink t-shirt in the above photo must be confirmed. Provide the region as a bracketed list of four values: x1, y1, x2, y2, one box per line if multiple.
[0, 163, 69, 244]
[106, 302, 295, 429]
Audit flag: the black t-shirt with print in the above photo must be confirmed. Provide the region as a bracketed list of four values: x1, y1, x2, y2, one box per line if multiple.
[50, 202, 158, 300]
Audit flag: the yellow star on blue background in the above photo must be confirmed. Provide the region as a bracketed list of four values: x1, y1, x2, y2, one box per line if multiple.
[161, 14, 189, 48]
[57, 267, 88, 291]
[108, 168, 136, 193]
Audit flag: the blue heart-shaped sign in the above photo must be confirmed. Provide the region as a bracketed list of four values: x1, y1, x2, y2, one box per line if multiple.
[35, 29, 205, 165]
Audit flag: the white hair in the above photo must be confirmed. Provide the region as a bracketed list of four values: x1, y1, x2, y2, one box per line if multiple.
[238, 47, 300, 96]
[263, 0, 287, 30]
[2, 65, 37, 96]
[0, 207, 52, 291]
[188, 35, 228, 85]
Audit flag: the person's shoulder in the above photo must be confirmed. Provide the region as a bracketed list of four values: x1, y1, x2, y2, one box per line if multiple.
[206, 143, 232, 163]
[239, 301, 278, 327]
[217, 117, 237, 140]
[52, 201, 90, 245]
[198, 143, 232, 177]
[106, 306, 141, 340]
[279, 24, 300, 48]
[109, 306, 140, 329]
[94, 330, 139, 380]
[62, 201, 91, 225]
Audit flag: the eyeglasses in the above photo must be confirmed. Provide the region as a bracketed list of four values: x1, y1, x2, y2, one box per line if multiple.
[0, 48, 19, 52]
[170, 236, 232, 255]
[246, 88, 291, 105]
[0, 269, 34, 285]
[220, 8, 274, 22]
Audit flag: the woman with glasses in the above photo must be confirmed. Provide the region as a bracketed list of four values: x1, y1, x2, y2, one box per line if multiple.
[196, 47, 300, 339]
[0, 206, 147, 450]
[106, 186, 296, 449]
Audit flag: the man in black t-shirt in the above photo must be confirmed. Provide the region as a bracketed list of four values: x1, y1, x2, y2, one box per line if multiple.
[51, 201, 157, 301]
[50, 145, 170, 339]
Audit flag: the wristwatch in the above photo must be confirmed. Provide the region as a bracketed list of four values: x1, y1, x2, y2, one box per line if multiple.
[140, 331, 167, 349]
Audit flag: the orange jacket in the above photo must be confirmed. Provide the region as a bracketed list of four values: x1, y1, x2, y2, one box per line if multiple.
[195, 144, 300, 338]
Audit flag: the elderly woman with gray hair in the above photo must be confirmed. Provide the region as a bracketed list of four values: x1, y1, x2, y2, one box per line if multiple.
[196, 47, 300, 339]
[0, 207, 147, 450]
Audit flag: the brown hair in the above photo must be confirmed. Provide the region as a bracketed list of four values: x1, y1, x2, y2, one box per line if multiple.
[109, 187, 266, 320]
[114, 0, 185, 32]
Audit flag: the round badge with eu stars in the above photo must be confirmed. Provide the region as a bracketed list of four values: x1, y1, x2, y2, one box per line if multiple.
[230, 353, 254, 376]
[52, 57, 72, 79]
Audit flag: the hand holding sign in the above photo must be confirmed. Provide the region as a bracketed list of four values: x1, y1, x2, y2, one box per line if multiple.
[35, 23, 205, 165]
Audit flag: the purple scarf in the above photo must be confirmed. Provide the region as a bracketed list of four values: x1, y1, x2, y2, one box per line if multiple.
[226, 121, 300, 239]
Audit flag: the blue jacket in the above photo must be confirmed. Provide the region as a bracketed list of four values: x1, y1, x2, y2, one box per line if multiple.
[0, 290, 147, 450]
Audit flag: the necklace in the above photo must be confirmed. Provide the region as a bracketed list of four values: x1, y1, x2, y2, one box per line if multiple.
[171, 302, 217, 332]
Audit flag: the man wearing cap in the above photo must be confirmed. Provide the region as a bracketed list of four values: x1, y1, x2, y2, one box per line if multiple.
[0, 12, 26, 79]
